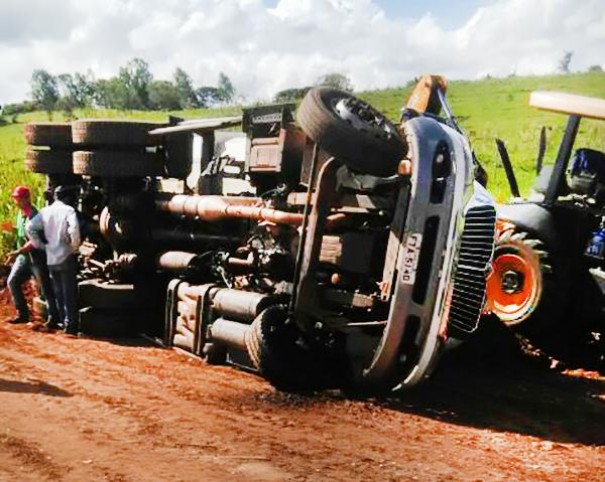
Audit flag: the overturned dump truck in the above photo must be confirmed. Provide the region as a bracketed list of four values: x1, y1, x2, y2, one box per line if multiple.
[24, 75, 496, 392]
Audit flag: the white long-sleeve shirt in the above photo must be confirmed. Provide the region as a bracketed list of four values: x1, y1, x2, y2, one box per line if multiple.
[27, 200, 81, 266]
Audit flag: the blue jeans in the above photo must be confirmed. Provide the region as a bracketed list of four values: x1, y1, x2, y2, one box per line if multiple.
[8, 252, 60, 323]
[48, 255, 79, 332]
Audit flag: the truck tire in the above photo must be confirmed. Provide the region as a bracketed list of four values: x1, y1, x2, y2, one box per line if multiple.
[245, 307, 302, 389]
[25, 122, 72, 147]
[78, 279, 146, 310]
[245, 307, 339, 391]
[25, 149, 73, 174]
[72, 120, 165, 147]
[73, 151, 164, 177]
[486, 228, 568, 335]
[297, 87, 406, 177]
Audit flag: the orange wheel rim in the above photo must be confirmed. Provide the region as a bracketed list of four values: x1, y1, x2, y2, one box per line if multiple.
[486, 250, 542, 324]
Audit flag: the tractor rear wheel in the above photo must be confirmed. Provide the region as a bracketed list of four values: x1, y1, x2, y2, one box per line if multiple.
[486, 226, 567, 335]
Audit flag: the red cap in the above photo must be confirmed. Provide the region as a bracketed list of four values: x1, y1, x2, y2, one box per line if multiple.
[11, 185, 31, 199]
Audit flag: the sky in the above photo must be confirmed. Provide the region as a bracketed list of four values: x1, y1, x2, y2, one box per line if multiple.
[0, 0, 603, 105]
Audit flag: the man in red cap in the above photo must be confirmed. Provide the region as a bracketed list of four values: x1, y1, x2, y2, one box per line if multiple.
[4, 185, 59, 327]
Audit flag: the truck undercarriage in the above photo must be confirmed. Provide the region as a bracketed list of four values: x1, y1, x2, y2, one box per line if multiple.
[24, 77, 496, 392]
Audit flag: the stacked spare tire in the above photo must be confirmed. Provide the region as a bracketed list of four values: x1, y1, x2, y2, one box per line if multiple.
[23, 119, 199, 175]
[24, 119, 176, 338]
[25, 122, 78, 188]
[24, 119, 174, 181]
[72, 120, 166, 178]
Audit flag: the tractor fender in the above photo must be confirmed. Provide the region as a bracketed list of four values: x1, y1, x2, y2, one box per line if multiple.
[496, 203, 558, 250]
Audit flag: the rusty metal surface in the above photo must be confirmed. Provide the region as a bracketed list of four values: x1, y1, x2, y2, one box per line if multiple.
[156, 195, 302, 225]
[156, 194, 347, 228]
[248, 126, 306, 174]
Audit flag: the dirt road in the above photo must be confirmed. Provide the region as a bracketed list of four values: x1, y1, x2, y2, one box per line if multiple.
[0, 304, 603, 482]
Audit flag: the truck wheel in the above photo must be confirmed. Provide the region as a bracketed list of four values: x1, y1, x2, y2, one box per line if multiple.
[245, 307, 343, 391]
[245, 307, 312, 391]
[297, 87, 406, 177]
[73, 151, 164, 177]
[25, 122, 72, 147]
[486, 228, 566, 333]
[72, 120, 165, 147]
[25, 149, 74, 174]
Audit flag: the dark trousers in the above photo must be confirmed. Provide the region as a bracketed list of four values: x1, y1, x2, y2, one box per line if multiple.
[48, 255, 79, 331]
[8, 252, 60, 323]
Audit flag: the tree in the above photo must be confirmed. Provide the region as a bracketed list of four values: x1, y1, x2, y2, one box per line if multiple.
[56, 96, 77, 121]
[315, 73, 353, 92]
[118, 58, 153, 109]
[174, 67, 198, 108]
[93, 78, 129, 109]
[149, 80, 182, 110]
[588, 65, 603, 72]
[558, 51, 573, 74]
[57, 73, 81, 118]
[273, 87, 311, 103]
[73, 71, 97, 107]
[31, 69, 59, 119]
[217, 72, 236, 104]
[2, 101, 36, 119]
[196, 86, 222, 107]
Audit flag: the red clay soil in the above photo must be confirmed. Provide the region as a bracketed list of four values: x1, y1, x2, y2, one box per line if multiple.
[0, 293, 603, 482]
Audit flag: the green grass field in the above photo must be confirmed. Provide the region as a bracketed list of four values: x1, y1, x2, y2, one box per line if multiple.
[1, 72, 604, 256]
[359, 72, 605, 198]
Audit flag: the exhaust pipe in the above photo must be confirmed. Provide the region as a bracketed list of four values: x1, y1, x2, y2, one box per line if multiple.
[156, 194, 346, 228]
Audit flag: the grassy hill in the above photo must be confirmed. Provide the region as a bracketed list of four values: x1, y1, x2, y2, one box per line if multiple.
[1, 72, 604, 253]
[359, 72, 605, 198]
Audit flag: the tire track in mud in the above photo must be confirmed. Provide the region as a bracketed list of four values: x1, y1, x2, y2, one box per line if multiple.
[0, 432, 65, 481]
[1, 322, 604, 481]
[0, 327, 591, 481]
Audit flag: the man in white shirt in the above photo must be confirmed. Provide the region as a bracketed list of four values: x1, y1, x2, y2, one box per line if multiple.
[27, 186, 81, 335]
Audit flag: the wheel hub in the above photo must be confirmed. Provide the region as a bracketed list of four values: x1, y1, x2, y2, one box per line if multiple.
[501, 269, 524, 294]
[486, 248, 542, 325]
[333, 97, 396, 140]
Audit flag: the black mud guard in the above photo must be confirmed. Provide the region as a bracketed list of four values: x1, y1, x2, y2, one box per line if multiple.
[496, 203, 558, 251]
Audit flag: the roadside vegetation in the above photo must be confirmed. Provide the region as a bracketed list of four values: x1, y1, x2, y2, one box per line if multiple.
[1, 71, 604, 255]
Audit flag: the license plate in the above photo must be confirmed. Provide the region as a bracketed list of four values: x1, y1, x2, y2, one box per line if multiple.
[401, 233, 422, 285]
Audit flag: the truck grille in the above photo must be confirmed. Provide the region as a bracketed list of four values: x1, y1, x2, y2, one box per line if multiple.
[447, 205, 496, 339]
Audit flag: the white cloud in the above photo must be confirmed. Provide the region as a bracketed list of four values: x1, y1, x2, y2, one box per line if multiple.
[0, 0, 603, 105]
